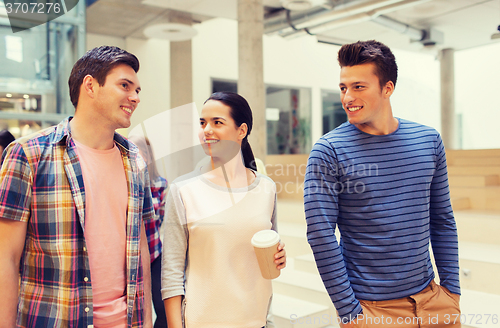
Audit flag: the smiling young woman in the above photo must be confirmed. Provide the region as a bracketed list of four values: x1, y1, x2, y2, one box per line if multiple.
[198, 99, 246, 176]
[161, 92, 287, 328]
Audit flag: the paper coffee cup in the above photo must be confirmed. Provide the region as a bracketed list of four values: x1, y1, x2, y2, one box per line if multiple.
[251, 230, 281, 280]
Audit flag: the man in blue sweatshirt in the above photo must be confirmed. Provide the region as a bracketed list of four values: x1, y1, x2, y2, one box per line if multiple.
[304, 40, 461, 328]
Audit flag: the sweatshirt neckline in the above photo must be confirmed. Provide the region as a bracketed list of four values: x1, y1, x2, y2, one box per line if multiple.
[351, 117, 401, 137]
[198, 168, 261, 192]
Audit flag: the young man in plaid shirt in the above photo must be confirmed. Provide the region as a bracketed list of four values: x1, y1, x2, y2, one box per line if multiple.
[0, 46, 154, 328]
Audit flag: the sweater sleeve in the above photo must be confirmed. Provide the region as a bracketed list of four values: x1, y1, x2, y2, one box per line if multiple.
[429, 134, 461, 295]
[271, 192, 278, 233]
[303, 138, 362, 322]
[161, 183, 189, 300]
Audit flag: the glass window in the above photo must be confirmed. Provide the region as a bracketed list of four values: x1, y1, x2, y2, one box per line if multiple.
[0, 92, 41, 113]
[322, 90, 346, 135]
[211, 79, 313, 155]
[0, 0, 84, 136]
[211, 79, 237, 94]
[266, 85, 311, 155]
[0, 25, 49, 80]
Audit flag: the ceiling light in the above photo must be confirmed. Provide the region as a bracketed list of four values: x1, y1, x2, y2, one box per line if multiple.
[281, 0, 325, 11]
[23, 94, 29, 99]
[281, 0, 312, 11]
[143, 23, 197, 41]
[6, 93, 12, 97]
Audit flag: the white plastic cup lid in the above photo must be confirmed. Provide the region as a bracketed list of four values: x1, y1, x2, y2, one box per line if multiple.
[251, 230, 280, 248]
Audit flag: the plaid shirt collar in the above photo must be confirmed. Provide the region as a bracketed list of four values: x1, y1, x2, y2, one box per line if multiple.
[53, 117, 140, 156]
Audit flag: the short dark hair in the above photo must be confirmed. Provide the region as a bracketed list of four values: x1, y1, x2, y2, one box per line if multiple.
[0, 129, 15, 149]
[204, 91, 257, 171]
[68, 46, 140, 108]
[338, 40, 398, 89]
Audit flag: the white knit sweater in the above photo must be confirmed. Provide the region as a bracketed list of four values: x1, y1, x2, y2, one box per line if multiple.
[161, 169, 277, 328]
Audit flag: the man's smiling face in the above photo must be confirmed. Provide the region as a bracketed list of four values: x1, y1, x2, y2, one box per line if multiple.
[93, 63, 141, 131]
[339, 62, 392, 131]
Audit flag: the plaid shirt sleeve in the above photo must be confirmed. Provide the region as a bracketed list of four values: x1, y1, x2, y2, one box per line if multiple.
[0, 142, 32, 223]
[145, 176, 168, 262]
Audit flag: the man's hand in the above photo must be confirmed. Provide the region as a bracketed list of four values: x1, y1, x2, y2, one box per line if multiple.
[274, 241, 286, 270]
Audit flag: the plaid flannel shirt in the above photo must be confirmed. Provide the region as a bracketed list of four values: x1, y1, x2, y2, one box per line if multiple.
[145, 176, 167, 262]
[0, 117, 155, 328]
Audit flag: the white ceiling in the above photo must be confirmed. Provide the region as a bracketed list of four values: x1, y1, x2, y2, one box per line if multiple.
[86, 0, 500, 53]
[141, 0, 237, 19]
[317, 0, 500, 52]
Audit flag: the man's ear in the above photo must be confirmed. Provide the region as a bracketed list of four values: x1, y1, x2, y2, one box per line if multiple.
[82, 75, 97, 99]
[238, 123, 248, 141]
[383, 81, 395, 98]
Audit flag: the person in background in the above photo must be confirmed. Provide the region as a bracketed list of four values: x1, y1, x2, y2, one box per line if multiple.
[0, 45, 153, 328]
[0, 129, 15, 157]
[304, 40, 460, 327]
[130, 135, 168, 328]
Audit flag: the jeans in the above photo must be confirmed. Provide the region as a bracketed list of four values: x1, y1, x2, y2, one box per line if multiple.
[152, 256, 168, 328]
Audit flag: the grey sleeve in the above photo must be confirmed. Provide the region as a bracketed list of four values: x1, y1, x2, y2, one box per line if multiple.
[267, 184, 278, 327]
[161, 184, 189, 300]
[270, 192, 278, 233]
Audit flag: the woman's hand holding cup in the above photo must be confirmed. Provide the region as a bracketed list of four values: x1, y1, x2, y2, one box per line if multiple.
[274, 241, 286, 270]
